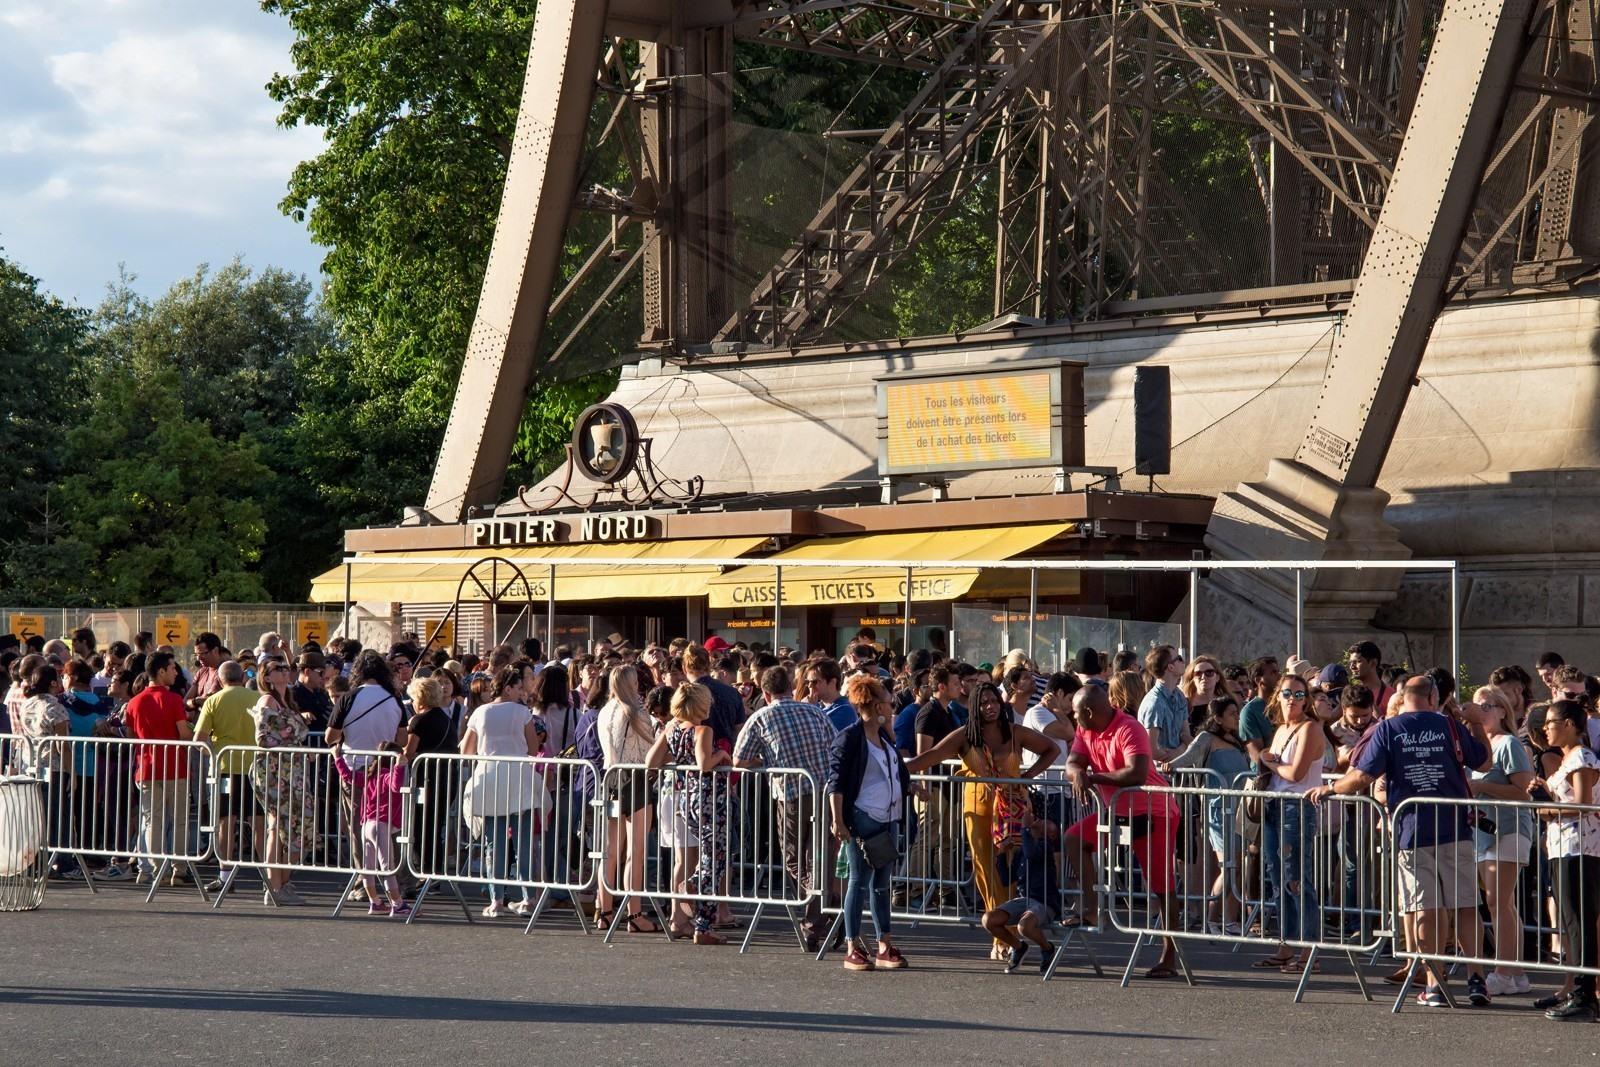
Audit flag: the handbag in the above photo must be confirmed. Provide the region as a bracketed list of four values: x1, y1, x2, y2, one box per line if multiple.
[855, 827, 898, 869]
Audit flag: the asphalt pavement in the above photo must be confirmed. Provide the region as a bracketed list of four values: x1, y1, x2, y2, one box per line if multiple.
[3, 877, 1598, 1066]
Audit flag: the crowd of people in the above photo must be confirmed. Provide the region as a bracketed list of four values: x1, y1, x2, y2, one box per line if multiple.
[4, 624, 1600, 1021]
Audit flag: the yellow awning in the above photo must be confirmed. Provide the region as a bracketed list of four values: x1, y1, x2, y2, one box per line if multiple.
[705, 524, 1075, 609]
[309, 537, 770, 604]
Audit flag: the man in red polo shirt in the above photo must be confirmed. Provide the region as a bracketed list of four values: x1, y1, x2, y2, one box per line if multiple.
[125, 651, 194, 883]
[1064, 682, 1182, 978]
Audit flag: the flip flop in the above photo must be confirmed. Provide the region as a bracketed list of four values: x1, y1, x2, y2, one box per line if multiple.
[1252, 956, 1295, 969]
[1145, 965, 1177, 980]
[1058, 913, 1085, 929]
[1281, 960, 1322, 975]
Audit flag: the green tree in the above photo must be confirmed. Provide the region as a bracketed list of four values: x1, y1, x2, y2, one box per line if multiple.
[23, 357, 271, 606]
[92, 262, 337, 601]
[0, 253, 92, 602]
[264, 0, 624, 520]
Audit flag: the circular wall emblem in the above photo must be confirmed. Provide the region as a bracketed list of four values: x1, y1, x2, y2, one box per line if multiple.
[572, 402, 640, 484]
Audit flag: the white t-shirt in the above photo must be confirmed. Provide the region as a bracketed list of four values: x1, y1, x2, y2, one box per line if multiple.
[1547, 746, 1600, 859]
[856, 738, 901, 823]
[334, 683, 404, 767]
[1022, 703, 1070, 774]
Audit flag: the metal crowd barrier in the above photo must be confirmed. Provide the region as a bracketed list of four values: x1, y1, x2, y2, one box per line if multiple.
[1387, 795, 1600, 1013]
[814, 771, 1108, 981]
[407, 752, 597, 931]
[599, 762, 823, 953]
[16, 735, 215, 903]
[208, 744, 404, 916]
[1105, 783, 1391, 1000]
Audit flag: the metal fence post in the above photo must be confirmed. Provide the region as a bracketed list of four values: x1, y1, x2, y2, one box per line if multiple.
[1294, 568, 1304, 657]
[773, 564, 783, 652]
[1187, 569, 1199, 658]
[1027, 567, 1038, 660]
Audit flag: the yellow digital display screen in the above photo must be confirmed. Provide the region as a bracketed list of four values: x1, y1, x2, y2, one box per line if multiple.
[882, 369, 1057, 474]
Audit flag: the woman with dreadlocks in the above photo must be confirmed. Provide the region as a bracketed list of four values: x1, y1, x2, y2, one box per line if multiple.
[909, 680, 1059, 960]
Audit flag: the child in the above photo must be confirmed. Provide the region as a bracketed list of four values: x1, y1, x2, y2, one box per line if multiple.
[333, 740, 410, 917]
[981, 805, 1062, 975]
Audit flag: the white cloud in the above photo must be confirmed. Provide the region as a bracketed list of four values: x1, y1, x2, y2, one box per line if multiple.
[0, 2, 323, 303]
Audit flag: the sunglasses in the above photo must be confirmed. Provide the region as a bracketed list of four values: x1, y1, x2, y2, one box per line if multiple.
[1195, 668, 1218, 678]
[1279, 688, 1308, 699]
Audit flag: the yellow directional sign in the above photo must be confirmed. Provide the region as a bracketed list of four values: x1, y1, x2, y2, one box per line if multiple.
[296, 619, 329, 648]
[8, 614, 45, 643]
[421, 619, 454, 652]
[154, 616, 191, 647]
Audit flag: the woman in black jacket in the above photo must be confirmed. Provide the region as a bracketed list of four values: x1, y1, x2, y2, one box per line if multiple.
[827, 674, 912, 971]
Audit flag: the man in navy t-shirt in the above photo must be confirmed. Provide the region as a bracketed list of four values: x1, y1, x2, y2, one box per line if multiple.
[1311, 673, 1492, 1006]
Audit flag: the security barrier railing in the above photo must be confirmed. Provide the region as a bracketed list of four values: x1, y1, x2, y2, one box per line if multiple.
[18, 728, 1600, 1017]
[209, 744, 404, 916]
[1105, 783, 1391, 1000]
[600, 762, 823, 953]
[408, 752, 598, 931]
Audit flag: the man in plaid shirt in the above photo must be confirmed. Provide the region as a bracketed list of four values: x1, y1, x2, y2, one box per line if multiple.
[734, 663, 837, 950]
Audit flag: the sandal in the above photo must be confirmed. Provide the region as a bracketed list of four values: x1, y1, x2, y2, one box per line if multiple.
[713, 919, 742, 931]
[669, 924, 694, 941]
[1252, 955, 1295, 969]
[1145, 965, 1177, 980]
[1281, 959, 1321, 975]
[693, 930, 728, 945]
[626, 912, 661, 933]
[594, 908, 616, 930]
[1058, 913, 1085, 929]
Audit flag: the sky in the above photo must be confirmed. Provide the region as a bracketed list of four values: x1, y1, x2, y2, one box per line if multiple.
[0, 0, 325, 307]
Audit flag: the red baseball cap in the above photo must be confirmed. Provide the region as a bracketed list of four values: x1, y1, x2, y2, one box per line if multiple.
[703, 636, 731, 652]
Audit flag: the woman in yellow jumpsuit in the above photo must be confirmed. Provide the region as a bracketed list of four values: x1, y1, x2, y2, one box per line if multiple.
[908, 680, 1061, 959]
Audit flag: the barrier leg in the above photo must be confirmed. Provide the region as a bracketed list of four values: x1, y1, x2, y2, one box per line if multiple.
[78, 856, 99, 895]
[602, 892, 627, 945]
[816, 912, 844, 961]
[1291, 946, 1319, 1004]
[1390, 957, 1419, 1014]
[784, 904, 809, 953]
[1172, 937, 1196, 987]
[144, 858, 171, 905]
[186, 861, 209, 903]
[408, 877, 435, 923]
[1346, 951, 1373, 1002]
[523, 886, 551, 935]
[1119, 933, 1146, 988]
[447, 879, 476, 923]
[211, 864, 241, 910]
[738, 904, 763, 954]
[331, 872, 360, 918]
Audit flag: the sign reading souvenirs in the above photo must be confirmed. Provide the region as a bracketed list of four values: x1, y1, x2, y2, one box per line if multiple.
[473, 513, 662, 547]
[876, 359, 1085, 478]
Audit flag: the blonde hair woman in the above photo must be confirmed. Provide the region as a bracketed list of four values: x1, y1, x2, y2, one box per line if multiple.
[599, 665, 659, 932]
[1469, 685, 1535, 996]
[1109, 670, 1146, 716]
[646, 682, 729, 943]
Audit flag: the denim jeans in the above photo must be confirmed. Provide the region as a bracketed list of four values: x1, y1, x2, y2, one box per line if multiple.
[1264, 796, 1320, 943]
[843, 808, 896, 942]
[484, 810, 536, 905]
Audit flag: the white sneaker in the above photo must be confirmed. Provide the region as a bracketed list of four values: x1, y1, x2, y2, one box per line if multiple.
[1485, 972, 1515, 997]
[1513, 974, 1532, 995]
[1222, 921, 1243, 937]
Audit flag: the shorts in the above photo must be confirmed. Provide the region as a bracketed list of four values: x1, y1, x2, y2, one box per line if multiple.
[1398, 838, 1477, 913]
[607, 772, 651, 818]
[219, 774, 260, 820]
[995, 896, 1055, 925]
[1475, 832, 1531, 865]
[1067, 812, 1178, 895]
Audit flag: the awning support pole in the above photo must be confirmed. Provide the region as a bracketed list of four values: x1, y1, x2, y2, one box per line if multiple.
[343, 563, 352, 641]
[1188, 569, 1199, 659]
[1027, 568, 1038, 659]
[773, 565, 783, 652]
[1294, 569, 1304, 657]
[547, 564, 556, 653]
[904, 565, 914, 655]
[1450, 564, 1460, 677]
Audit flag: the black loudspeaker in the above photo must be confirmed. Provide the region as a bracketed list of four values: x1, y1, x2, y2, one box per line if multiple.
[1133, 366, 1171, 476]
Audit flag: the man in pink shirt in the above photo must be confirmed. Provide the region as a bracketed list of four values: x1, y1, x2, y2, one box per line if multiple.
[1064, 683, 1181, 978]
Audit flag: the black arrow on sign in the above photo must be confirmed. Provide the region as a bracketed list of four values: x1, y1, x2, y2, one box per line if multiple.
[18, 626, 38, 641]
[165, 627, 183, 643]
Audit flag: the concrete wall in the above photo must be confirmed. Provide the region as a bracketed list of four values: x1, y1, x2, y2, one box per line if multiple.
[552, 289, 1600, 672]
